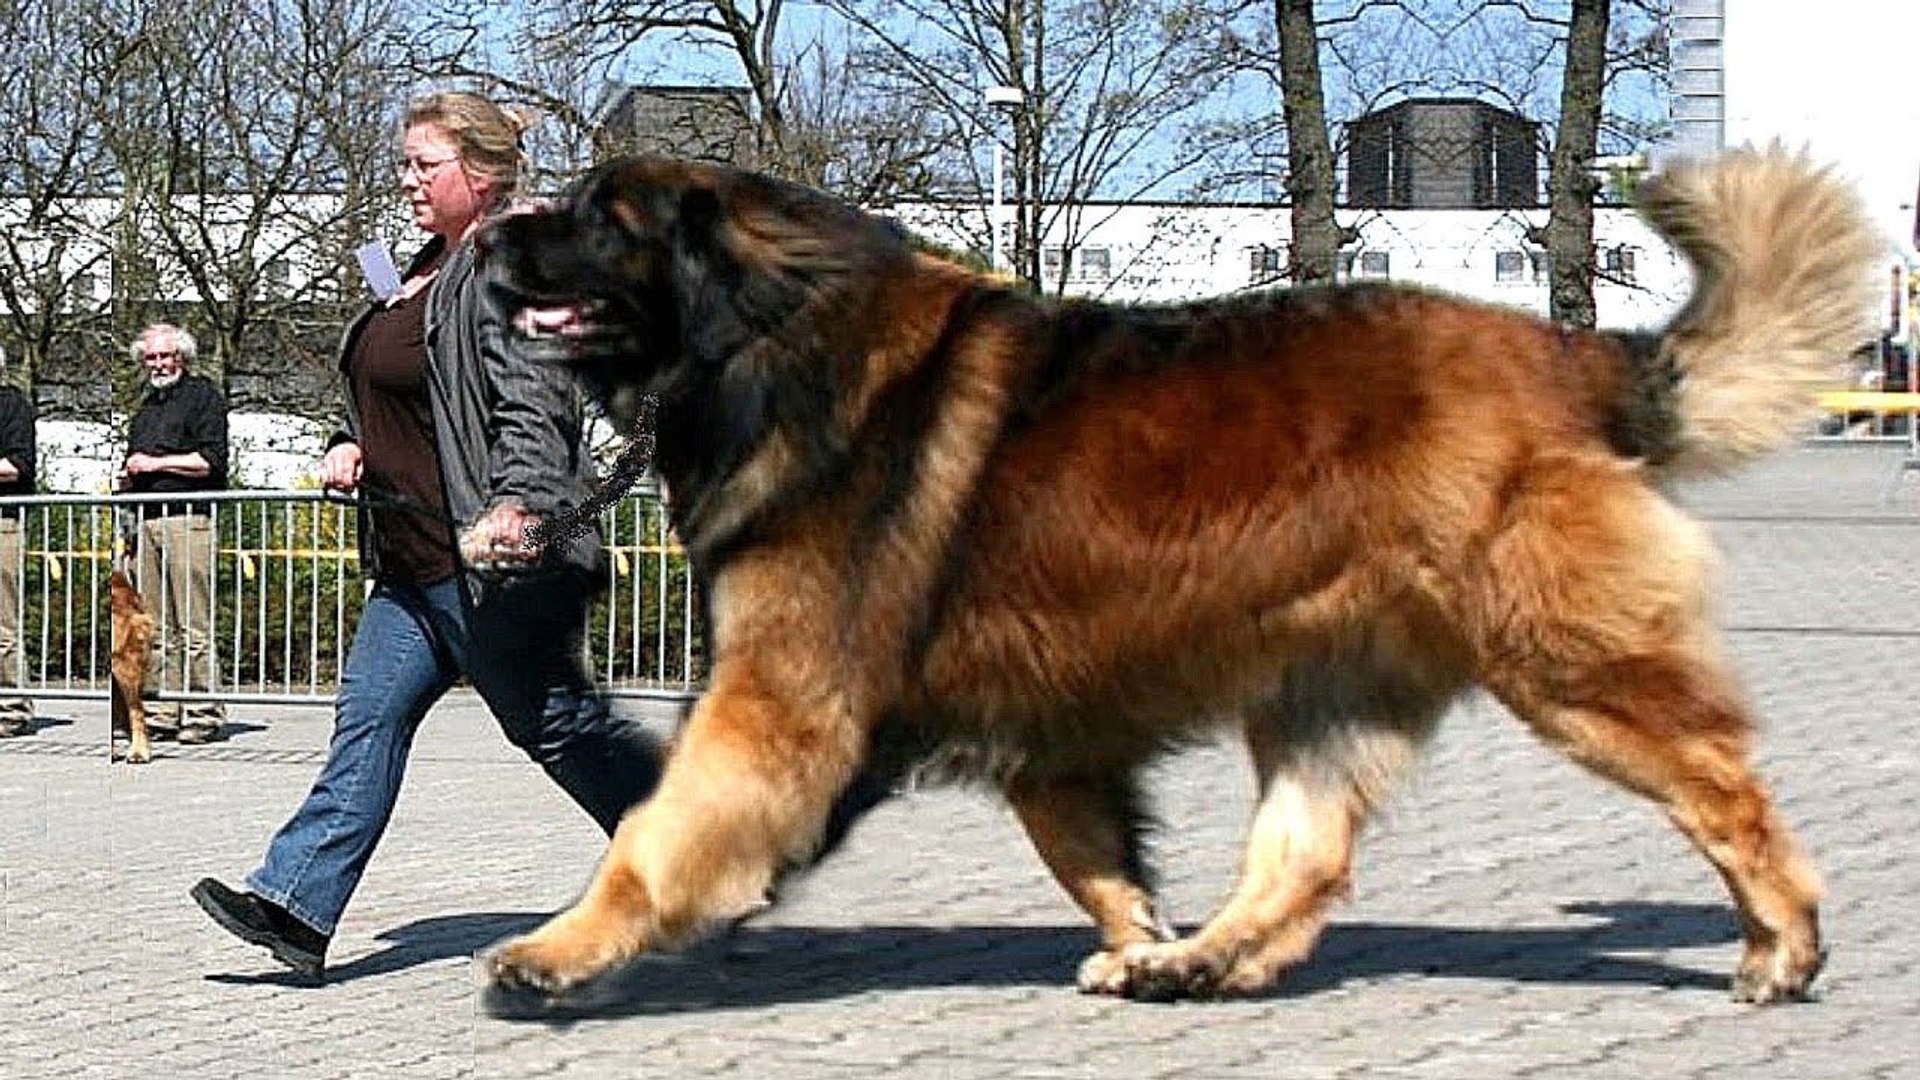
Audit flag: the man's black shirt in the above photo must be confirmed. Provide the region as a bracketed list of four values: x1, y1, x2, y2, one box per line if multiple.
[126, 374, 229, 512]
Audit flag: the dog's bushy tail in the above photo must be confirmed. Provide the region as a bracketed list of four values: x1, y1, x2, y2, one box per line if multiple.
[1638, 144, 1884, 478]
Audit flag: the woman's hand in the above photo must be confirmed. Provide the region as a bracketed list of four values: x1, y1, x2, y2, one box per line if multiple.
[460, 500, 545, 570]
[321, 442, 363, 492]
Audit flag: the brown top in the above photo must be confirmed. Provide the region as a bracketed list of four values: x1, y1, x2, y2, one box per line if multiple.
[348, 285, 457, 585]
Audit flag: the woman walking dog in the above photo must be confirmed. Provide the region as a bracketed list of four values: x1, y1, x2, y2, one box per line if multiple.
[188, 91, 667, 979]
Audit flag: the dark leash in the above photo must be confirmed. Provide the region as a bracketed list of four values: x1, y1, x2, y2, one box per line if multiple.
[324, 482, 533, 576]
[322, 401, 661, 569]
[322, 481, 464, 528]
[524, 398, 660, 553]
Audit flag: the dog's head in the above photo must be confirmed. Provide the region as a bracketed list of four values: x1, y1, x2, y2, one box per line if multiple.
[482, 157, 912, 430]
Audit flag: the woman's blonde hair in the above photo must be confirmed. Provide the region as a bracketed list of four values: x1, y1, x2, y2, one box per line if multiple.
[404, 91, 534, 206]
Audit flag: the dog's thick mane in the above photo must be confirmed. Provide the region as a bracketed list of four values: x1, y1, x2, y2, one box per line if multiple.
[642, 161, 1451, 571]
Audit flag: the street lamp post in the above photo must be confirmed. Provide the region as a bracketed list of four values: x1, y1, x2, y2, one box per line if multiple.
[984, 85, 1023, 274]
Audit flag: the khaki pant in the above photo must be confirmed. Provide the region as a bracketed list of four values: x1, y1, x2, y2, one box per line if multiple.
[0, 518, 28, 720]
[136, 514, 225, 724]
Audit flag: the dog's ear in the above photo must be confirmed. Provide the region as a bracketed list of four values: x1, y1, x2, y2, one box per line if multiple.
[667, 182, 760, 366]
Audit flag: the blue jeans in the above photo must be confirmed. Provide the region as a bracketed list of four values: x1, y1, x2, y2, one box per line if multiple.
[247, 573, 662, 935]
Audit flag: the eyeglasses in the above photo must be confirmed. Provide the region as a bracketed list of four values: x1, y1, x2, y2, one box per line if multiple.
[144, 350, 179, 359]
[397, 155, 461, 181]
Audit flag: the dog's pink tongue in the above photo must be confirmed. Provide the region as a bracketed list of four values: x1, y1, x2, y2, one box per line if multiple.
[514, 304, 591, 338]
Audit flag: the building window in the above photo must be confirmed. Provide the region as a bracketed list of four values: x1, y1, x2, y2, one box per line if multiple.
[261, 257, 291, 299]
[1248, 243, 1288, 285]
[1597, 244, 1637, 284]
[1529, 249, 1552, 283]
[1356, 250, 1390, 279]
[67, 271, 98, 312]
[1495, 250, 1526, 283]
[1046, 246, 1112, 283]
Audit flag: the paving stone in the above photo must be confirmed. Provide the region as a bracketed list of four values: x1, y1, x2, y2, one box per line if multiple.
[5, 444, 1920, 1077]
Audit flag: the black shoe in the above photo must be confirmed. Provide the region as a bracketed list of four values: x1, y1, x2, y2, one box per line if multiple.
[190, 878, 328, 979]
[177, 722, 227, 745]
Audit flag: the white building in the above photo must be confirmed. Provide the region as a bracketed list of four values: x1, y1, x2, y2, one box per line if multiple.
[891, 199, 1692, 330]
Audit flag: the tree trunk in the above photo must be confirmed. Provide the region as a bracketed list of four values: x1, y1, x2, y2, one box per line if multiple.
[1275, 0, 1346, 284]
[1015, 0, 1043, 293]
[1541, 0, 1610, 328]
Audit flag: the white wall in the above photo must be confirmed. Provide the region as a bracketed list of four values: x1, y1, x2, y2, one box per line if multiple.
[39, 412, 329, 494]
[892, 201, 1693, 329]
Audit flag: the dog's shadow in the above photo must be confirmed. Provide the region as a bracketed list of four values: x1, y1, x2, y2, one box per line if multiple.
[267, 899, 1739, 1020]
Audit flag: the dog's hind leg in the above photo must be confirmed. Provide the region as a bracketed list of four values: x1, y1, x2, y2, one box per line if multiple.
[112, 678, 152, 765]
[1005, 771, 1176, 993]
[1463, 459, 1823, 1003]
[1109, 652, 1455, 1000]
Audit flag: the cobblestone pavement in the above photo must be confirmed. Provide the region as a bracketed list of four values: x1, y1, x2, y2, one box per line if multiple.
[4, 444, 1919, 1079]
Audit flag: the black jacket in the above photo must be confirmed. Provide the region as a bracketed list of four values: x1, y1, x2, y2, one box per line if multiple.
[332, 231, 604, 597]
[0, 385, 35, 518]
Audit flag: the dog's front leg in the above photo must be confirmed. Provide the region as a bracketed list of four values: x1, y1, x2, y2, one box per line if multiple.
[485, 669, 865, 998]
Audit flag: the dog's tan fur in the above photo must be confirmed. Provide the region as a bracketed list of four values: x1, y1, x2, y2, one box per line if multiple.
[110, 570, 154, 764]
[481, 147, 1882, 1004]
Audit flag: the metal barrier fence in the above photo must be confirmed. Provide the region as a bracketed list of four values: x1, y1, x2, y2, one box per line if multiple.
[7, 403, 1895, 709]
[0, 488, 703, 706]
[1810, 393, 1918, 446]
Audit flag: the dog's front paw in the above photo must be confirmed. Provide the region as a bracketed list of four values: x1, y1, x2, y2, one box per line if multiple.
[1077, 939, 1236, 1001]
[483, 922, 639, 1002]
[485, 937, 588, 997]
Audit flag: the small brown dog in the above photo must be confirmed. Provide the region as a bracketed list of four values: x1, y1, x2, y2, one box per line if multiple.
[110, 570, 155, 763]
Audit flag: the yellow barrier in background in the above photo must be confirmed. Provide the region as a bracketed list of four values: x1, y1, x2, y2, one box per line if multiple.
[1816, 391, 1920, 413]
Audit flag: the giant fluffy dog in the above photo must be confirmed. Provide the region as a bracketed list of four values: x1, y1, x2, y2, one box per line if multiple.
[478, 148, 1880, 1005]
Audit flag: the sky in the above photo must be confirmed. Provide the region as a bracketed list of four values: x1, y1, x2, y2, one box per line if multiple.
[1721, 3, 1920, 253]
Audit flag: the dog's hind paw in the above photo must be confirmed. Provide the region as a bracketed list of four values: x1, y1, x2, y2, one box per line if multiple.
[482, 927, 640, 1003]
[1731, 942, 1825, 1004]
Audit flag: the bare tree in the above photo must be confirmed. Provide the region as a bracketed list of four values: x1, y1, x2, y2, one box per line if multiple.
[401, 1, 806, 179]
[824, 0, 1241, 292]
[98, 0, 412, 410]
[0, 0, 136, 406]
[436, 1, 1240, 291]
[1427, 0, 1669, 326]
[1220, 0, 1666, 310]
[1204, 1, 1433, 283]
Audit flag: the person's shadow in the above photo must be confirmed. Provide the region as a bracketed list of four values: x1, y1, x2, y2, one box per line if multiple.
[15, 714, 79, 736]
[204, 912, 550, 989]
[200, 899, 1748, 1018]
